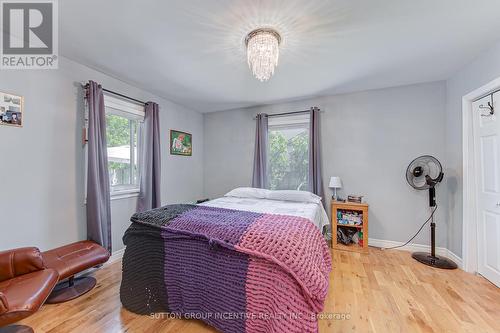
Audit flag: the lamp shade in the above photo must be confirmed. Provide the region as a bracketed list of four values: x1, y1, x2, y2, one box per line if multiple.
[329, 176, 342, 189]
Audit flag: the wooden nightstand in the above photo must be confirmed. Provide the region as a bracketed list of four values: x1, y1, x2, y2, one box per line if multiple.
[331, 201, 369, 253]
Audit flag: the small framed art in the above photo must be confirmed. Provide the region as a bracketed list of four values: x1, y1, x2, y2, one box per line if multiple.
[170, 130, 192, 156]
[0, 91, 23, 127]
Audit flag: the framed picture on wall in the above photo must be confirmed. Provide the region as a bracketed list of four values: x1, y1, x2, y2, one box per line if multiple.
[0, 91, 23, 127]
[170, 130, 192, 156]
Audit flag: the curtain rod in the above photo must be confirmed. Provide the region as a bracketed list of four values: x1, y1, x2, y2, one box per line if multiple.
[253, 107, 320, 120]
[82, 83, 147, 105]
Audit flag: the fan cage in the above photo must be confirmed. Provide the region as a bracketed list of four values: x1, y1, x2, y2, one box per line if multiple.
[406, 155, 443, 190]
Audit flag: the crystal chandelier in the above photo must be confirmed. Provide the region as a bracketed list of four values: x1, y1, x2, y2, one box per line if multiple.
[245, 28, 282, 82]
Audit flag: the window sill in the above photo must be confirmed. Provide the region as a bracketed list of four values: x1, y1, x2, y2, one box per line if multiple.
[110, 189, 140, 201]
[84, 189, 140, 204]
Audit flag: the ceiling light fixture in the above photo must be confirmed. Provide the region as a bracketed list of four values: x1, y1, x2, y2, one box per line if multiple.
[245, 28, 281, 82]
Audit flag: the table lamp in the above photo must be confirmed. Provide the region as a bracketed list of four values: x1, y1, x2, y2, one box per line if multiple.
[329, 177, 342, 200]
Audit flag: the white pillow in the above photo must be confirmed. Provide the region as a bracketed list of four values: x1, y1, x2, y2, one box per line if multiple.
[266, 190, 322, 204]
[224, 187, 270, 199]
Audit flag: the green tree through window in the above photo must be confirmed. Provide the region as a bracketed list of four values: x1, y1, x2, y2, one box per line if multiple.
[268, 125, 309, 191]
[106, 114, 130, 147]
[106, 114, 139, 188]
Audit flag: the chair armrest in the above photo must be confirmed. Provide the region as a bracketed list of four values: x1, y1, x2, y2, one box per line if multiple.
[0, 247, 45, 282]
[0, 292, 7, 314]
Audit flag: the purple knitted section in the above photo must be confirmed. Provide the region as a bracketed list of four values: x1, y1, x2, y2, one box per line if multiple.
[162, 206, 262, 333]
[165, 205, 263, 248]
[162, 232, 250, 333]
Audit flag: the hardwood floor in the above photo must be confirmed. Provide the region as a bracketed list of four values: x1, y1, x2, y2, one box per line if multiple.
[20, 248, 499, 333]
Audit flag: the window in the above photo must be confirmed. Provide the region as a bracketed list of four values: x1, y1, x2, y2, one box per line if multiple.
[104, 95, 144, 195]
[268, 113, 310, 191]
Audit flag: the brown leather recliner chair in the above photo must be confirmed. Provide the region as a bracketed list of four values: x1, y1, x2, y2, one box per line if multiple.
[0, 247, 59, 333]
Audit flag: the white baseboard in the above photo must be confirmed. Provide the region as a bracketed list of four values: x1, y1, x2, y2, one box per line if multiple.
[444, 249, 463, 269]
[106, 248, 125, 265]
[368, 238, 463, 269]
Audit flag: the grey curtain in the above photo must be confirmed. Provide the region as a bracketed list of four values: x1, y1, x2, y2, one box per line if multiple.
[252, 113, 268, 188]
[308, 107, 324, 203]
[137, 102, 161, 212]
[86, 81, 112, 252]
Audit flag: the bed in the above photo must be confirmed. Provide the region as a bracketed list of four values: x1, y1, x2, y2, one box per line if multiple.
[120, 188, 331, 333]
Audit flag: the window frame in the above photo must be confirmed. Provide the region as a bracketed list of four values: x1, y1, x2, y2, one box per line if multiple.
[104, 94, 145, 198]
[267, 113, 310, 191]
[84, 93, 145, 202]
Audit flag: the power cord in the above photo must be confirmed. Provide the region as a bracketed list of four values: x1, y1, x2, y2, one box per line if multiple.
[381, 204, 438, 250]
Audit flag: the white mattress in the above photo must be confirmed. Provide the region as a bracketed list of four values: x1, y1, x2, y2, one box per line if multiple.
[200, 196, 329, 232]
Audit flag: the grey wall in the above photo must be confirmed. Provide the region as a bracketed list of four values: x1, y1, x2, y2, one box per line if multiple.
[204, 82, 448, 247]
[0, 57, 204, 252]
[445, 40, 500, 257]
[3, 40, 498, 257]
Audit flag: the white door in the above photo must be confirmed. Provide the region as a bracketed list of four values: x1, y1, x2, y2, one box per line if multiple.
[472, 92, 500, 287]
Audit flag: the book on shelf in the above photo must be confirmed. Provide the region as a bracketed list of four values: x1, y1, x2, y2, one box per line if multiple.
[336, 209, 363, 226]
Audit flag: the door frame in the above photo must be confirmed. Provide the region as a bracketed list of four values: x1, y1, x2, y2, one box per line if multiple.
[462, 77, 500, 273]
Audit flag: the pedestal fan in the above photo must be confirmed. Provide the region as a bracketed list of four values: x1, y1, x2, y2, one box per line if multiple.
[406, 155, 457, 269]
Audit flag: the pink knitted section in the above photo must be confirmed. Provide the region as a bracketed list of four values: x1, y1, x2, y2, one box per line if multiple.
[236, 214, 331, 314]
[245, 256, 319, 333]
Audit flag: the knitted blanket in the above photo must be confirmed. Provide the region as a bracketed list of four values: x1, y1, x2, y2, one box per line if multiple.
[128, 204, 331, 333]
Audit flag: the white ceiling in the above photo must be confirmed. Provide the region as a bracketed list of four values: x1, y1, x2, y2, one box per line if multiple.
[61, 0, 500, 112]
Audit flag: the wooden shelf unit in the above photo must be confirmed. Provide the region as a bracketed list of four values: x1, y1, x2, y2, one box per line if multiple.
[331, 201, 369, 253]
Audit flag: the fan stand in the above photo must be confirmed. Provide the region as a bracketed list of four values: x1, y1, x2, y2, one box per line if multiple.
[411, 187, 458, 270]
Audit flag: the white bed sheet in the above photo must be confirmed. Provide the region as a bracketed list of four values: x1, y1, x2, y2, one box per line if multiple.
[199, 196, 329, 232]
